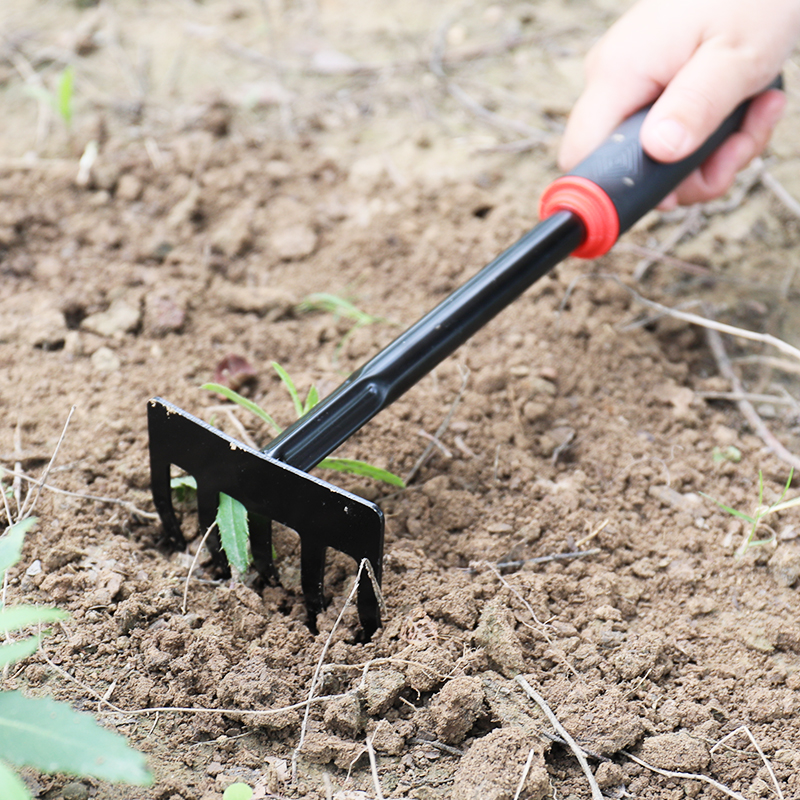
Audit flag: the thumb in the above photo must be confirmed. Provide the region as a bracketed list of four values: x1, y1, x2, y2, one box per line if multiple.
[640, 40, 776, 162]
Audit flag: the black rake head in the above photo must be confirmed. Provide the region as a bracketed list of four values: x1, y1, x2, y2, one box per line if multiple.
[147, 397, 384, 638]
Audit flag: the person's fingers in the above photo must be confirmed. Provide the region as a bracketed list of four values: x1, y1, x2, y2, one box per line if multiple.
[640, 41, 778, 163]
[660, 89, 785, 205]
[557, 60, 661, 171]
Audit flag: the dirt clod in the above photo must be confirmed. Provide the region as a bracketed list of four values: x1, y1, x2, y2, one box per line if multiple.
[637, 732, 710, 772]
[429, 676, 484, 745]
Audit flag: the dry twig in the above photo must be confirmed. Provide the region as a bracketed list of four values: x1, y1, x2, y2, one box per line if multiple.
[181, 521, 218, 615]
[705, 327, 800, 471]
[292, 559, 370, 784]
[711, 725, 784, 800]
[622, 750, 748, 800]
[515, 676, 603, 800]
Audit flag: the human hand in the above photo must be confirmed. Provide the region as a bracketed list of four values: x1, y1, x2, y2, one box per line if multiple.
[558, 0, 800, 208]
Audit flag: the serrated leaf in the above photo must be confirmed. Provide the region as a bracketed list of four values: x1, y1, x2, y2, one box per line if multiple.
[0, 759, 32, 800]
[0, 519, 37, 578]
[0, 636, 40, 669]
[217, 493, 251, 575]
[201, 384, 282, 434]
[271, 362, 304, 418]
[0, 606, 68, 634]
[319, 458, 405, 488]
[0, 692, 151, 785]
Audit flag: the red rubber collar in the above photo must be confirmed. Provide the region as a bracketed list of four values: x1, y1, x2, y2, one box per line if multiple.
[539, 176, 619, 259]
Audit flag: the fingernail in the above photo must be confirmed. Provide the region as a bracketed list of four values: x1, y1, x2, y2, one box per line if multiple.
[651, 119, 690, 157]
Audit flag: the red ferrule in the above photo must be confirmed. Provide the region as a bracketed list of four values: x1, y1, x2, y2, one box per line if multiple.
[539, 176, 620, 259]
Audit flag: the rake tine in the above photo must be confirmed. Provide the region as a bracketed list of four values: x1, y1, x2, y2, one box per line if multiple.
[249, 511, 280, 585]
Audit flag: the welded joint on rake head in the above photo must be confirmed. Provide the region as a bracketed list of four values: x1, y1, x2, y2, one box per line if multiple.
[147, 397, 385, 639]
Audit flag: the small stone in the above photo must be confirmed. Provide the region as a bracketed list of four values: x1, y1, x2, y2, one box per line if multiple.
[81, 299, 141, 338]
[638, 732, 710, 772]
[90, 346, 121, 372]
[215, 284, 296, 320]
[117, 173, 143, 201]
[145, 294, 186, 336]
[269, 223, 317, 260]
[522, 401, 549, 422]
[429, 677, 484, 744]
[768, 543, 800, 587]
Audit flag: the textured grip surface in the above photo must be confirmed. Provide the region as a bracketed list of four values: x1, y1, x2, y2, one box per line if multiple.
[567, 75, 783, 237]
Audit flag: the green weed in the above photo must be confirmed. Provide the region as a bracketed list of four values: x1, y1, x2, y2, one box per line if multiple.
[26, 66, 75, 129]
[0, 519, 151, 798]
[703, 468, 795, 557]
[296, 292, 389, 358]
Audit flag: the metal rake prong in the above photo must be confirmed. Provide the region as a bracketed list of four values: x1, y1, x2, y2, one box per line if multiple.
[147, 398, 385, 635]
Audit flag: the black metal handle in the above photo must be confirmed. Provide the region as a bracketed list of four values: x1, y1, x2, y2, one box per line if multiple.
[263, 76, 782, 471]
[263, 212, 584, 470]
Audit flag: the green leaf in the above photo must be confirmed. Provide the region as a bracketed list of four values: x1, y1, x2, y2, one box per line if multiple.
[699, 493, 755, 524]
[0, 691, 151, 785]
[303, 385, 320, 414]
[0, 636, 40, 669]
[170, 475, 197, 491]
[56, 66, 74, 127]
[272, 362, 304, 418]
[217, 493, 251, 575]
[202, 384, 282, 434]
[0, 759, 32, 800]
[0, 606, 68, 634]
[223, 783, 254, 800]
[297, 292, 381, 326]
[0, 518, 37, 579]
[319, 458, 405, 488]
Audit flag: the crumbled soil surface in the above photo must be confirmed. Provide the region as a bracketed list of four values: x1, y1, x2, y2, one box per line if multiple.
[2, 2, 800, 799]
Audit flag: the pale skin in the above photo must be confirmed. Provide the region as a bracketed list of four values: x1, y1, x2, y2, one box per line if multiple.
[559, 0, 800, 208]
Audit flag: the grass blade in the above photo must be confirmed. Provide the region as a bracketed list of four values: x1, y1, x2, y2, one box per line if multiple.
[699, 494, 756, 524]
[0, 692, 151, 785]
[272, 362, 304, 418]
[0, 759, 32, 800]
[319, 458, 405, 488]
[0, 636, 40, 669]
[303, 385, 320, 414]
[56, 66, 74, 127]
[0, 607, 68, 634]
[217, 493, 251, 575]
[297, 292, 380, 326]
[202, 383, 282, 433]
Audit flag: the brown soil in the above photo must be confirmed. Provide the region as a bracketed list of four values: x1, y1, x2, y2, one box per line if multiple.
[2, 2, 800, 799]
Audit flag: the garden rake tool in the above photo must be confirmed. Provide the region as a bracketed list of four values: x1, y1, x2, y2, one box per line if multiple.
[149, 80, 779, 639]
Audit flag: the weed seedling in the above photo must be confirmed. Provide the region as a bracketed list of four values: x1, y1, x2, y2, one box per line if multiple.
[26, 65, 75, 130]
[702, 468, 795, 557]
[296, 292, 390, 359]
[0, 519, 151, 798]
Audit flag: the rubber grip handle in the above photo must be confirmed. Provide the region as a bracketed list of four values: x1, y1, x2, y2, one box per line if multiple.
[540, 75, 783, 258]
